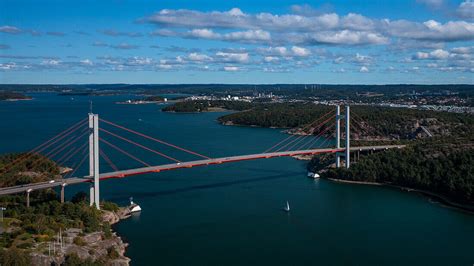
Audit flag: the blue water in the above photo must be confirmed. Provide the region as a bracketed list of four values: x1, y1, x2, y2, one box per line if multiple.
[1, 93, 473, 265]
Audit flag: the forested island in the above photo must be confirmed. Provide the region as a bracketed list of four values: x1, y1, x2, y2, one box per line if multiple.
[0, 91, 32, 101]
[0, 154, 131, 265]
[162, 100, 253, 113]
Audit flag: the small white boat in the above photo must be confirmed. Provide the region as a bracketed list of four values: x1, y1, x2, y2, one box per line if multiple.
[307, 172, 320, 179]
[129, 197, 142, 213]
[283, 201, 290, 212]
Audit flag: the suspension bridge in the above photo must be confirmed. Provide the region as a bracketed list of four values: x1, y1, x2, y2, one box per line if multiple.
[0, 105, 404, 208]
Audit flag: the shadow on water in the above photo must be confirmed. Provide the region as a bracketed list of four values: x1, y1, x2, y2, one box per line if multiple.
[107, 171, 302, 201]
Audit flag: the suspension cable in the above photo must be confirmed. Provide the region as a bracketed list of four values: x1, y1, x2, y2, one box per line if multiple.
[100, 138, 151, 167]
[99, 118, 211, 159]
[100, 128, 181, 163]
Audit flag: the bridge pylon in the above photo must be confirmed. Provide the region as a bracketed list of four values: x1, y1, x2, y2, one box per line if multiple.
[88, 113, 100, 209]
[335, 105, 350, 169]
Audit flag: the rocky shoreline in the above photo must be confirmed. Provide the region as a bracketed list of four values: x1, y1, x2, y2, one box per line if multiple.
[30, 207, 132, 265]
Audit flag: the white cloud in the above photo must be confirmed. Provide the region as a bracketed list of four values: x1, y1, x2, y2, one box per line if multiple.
[188, 53, 212, 62]
[0, 25, 22, 34]
[80, 59, 93, 66]
[257, 46, 288, 56]
[223, 29, 271, 42]
[145, 7, 474, 46]
[264, 56, 279, 62]
[189, 28, 220, 39]
[227, 8, 245, 17]
[0, 62, 17, 70]
[300, 30, 389, 45]
[413, 49, 450, 60]
[386, 20, 474, 42]
[451, 46, 471, 54]
[430, 49, 450, 59]
[352, 53, 373, 65]
[291, 46, 311, 57]
[223, 66, 240, 71]
[215, 51, 249, 63]
[359, 66, 369, 72]
[41, 59, 61, 66]
[456, 1, 474, 20]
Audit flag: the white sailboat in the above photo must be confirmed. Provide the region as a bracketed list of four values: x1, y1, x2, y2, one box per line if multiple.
[283, 201, 290, 212]
[129, 197, 142, 213]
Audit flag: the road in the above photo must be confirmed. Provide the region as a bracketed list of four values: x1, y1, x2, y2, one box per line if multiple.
[0, 145, 405, 196]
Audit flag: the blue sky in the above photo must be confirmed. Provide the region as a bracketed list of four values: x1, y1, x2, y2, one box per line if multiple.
[0, 0, 473, 84]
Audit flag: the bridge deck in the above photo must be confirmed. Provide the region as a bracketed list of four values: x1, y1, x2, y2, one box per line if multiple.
[0, 145, 404, 196]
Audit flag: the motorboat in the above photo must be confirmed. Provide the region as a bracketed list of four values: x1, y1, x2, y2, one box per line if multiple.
[307, 172, 320, 179]
[129, 197, 142, 213]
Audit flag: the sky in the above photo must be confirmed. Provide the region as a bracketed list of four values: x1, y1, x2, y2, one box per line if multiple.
[0, 0, 473, 84]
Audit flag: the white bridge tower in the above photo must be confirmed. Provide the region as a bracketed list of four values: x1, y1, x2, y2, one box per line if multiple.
[88, 113, 100, 209]
[335, 105, 350, 169]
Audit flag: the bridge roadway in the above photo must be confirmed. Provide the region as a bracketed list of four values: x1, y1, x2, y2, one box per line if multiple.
[0, 145, 404, 196]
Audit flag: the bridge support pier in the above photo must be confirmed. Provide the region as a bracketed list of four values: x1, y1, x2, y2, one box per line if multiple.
[26, 189, 32, 208]
[60, 184, 66, 203]
[89, 185, 95, 207]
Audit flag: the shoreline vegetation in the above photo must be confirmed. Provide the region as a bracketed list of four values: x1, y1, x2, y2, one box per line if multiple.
[313, 143, 474, 211]
[0, 154, 132, 265]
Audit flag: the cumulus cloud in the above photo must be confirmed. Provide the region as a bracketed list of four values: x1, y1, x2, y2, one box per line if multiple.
[0, 62, 17, 70]
[143, 7, 474, 46]
[223, 66, 240, 71]
[352, 53, 373, 65]
[0, 25, 23, 34]
[187, 52, 212, 62]
[413, 49, 451, 60]
[456, 1, 474, 20]
[215, 51, 249, 63]
[80, 59, 93, 66]
[291, 46, 311, 57]
[385, 20, 474, 42]
[154, 28, 271, 43]
[257, 46, 289, 56]
[359, 66, 369, 72]
[0, 25, 40, 36]
[308, 30, 388, 45]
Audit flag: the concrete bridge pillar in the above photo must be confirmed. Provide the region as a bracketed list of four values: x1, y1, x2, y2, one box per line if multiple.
[60, 183, 67, 203]
[26, 189, 32, 208]
[89, 185, 95, 207]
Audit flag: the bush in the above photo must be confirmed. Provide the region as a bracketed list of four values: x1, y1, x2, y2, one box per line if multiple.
[0, 247, 31, 266]
[101, 201, 119, 212]
[73, 236, 86, 246]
